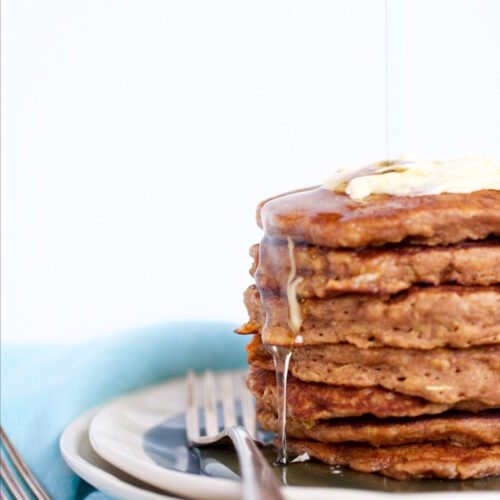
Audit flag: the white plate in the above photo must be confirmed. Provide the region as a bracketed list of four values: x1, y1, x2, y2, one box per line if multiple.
[86, 369, 500, 500]
[60, 406, 177, 499]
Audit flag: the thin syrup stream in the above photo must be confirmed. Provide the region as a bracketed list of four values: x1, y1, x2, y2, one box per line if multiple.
[384, 0, 390, 161]
[267, 344, 292, 465]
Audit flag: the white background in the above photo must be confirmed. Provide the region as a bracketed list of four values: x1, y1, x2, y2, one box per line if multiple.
[2, 0, 499, 342]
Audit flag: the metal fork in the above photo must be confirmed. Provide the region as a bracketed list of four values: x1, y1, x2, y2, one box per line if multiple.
[0, 426, 50, 500]
[186, 371, 284, 500]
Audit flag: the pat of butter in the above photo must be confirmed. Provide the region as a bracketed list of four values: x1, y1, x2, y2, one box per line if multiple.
[323, 156, 500, 200]
[286, 237, 304, 335]
[291, 451, 310, 463]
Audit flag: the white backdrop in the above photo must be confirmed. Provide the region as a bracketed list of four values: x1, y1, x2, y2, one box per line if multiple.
[2, 0, 499, 342]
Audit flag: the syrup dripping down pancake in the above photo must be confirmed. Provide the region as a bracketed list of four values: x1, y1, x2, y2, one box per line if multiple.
[239, 284, 500, 348]
[247, 335, 500, 405]
[251, 238, 500, 297]
[247, 367, 493, 422]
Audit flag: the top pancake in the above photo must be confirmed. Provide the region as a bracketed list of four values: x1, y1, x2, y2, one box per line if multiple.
[257, 187, 500, 248]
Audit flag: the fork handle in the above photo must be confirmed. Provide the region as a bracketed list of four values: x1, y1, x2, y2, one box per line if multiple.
[227, 426, 284, 500]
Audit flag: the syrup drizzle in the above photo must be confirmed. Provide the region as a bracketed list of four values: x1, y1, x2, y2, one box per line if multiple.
[255, 2, 393, 464]
[260, 236, 303, 465]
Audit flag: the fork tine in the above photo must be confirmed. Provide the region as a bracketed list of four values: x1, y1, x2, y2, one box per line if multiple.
[0, 450, 30, 500]
[202, 371, 219, 435]
[221, 374, 237, 428]
[239, 373, 257, 440]
[1, 481, 10, 500]
[186, 371, 200, 442]
[0, 427, 50, 500]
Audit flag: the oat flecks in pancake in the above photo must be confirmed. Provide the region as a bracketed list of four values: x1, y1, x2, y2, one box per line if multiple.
[247, 367, 490, 421]
[242, 284, 500, 348]
[251, 238, 500, 297]
[285, 437, 500, 480]
[257, 407, 500, 447]
[247, 335, 500, 405]
[257, 187, 500, 248]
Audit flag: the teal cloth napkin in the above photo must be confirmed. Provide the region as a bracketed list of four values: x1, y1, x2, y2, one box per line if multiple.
[1, 321, 249, 499]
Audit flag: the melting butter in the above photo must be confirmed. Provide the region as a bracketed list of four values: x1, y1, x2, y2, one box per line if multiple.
[323, 156, 500, 200]
[291, 451, 310, 463]
[425, 385, 454, 392]
[286, 237, 304, 336]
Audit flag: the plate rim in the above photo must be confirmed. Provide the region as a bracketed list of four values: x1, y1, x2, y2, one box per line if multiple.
[60, 405, 177, 499]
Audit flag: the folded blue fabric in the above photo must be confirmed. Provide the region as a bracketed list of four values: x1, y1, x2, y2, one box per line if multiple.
[1, 321, 248, 499]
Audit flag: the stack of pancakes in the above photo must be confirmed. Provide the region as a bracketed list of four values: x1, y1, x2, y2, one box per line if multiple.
[237, 186, 500, 480]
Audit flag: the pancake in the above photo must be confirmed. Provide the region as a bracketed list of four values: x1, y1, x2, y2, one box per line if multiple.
[285, 438, 500, 480]
[239, 284, 500, 348]
[251, 238, 500, 297]
[257, 187, 500, 248]
[257, 408, 500, 447]
[248, 367, 490, 421]
[247, 335, 500, 405]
